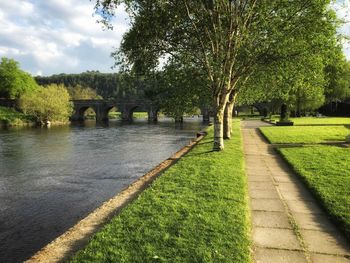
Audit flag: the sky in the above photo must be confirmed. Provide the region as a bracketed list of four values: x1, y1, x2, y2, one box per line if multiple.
[0, 1, 349, 77]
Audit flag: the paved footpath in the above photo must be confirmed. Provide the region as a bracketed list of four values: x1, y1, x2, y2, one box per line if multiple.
[241, 120, 350, 263]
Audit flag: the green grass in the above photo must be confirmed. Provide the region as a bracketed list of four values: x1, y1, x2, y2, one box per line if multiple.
[260, 126, 350, 144]
[278, 146, 350, 239]
[70, 120, 251, 263]
[291, 117, 350, 125]
[108, 112, 148, 119]
[133, 112, 148, 119]
[0, 106, 33, 126]
[268, 117, 350, 126]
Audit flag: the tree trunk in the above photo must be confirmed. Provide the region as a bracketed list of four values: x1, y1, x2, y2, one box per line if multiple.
[223, 92, 237, 140]
[213, 108, 225, 151]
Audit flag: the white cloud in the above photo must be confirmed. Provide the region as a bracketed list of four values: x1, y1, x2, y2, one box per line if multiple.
[0, 0, 129, 76]
[0, 1, 349, 76]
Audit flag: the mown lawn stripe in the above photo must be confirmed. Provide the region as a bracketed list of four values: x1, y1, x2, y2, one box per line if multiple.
[70, 120, 251, 263]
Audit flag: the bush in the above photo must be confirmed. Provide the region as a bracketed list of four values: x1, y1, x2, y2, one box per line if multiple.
[19, 84, 73, 123]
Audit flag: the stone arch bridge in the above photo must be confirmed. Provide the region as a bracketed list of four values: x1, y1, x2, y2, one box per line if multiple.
[0, 99, 211, 122]
[71, 99, 159, 122]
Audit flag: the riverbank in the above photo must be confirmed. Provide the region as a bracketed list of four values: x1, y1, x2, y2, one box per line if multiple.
[0, 106, 35, 128]
[67, 119, 250, 262]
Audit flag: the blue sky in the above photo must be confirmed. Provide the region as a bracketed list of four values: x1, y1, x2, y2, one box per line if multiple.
[0, 0, 349, 76]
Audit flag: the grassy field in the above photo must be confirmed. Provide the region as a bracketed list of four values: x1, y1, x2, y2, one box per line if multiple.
[278, 146, 350, 239]
[260, 125, 349, 144]
[290, 117, 350, 125]
[70, 120, 251, 263]
[0, 106, 33, 126]
[268, 116, 350, 126]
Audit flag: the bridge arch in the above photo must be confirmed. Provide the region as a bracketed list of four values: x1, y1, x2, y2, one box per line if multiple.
[71, 106, 98, 121]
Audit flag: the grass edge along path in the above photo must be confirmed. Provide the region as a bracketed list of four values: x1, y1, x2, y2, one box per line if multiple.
[70, 120, 251, 263]
[259, 125, 349, 144]
[277, 146, 350, 240]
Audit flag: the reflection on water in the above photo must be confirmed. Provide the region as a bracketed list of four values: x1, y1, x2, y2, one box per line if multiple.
[0, 117, 205, 263]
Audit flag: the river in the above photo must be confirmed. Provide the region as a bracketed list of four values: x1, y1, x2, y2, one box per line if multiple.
[0, 118, 205, 263]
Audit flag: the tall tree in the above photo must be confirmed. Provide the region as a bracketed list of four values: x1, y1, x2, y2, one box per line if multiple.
[324, 52, 350, 112]
[0, 57, 38, 98]
[237, 53, 329, 118]
[95, 0, 338, 150]
[142, 60, 210, 122]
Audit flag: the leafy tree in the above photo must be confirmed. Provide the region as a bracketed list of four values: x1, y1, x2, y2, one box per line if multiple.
[35, 71, 144, 100]
[66, 84, 103, 100]
[324, 53, 350, 112]
[96, 0, 338, 150]
[0, 57, 38, 98]
[237, 54, 328, 119]
[141, 60, 209, 122]
[19, 84, 73, 123]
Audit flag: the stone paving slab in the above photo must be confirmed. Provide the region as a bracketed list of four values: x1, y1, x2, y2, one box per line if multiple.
[242, 120, 350, 263]
[248, 175, 272, 182]
[311, 253, 350, 263]
[293, 212, 337, 231]
[249, 181, 276, 190]
[249, 189, 280, 199]
[254, 248, 308, 263]
[253, 227, 302, 250]
[301, 229, 350, 255]
[252, 211, 292, 229]
[285, 199, 324, 214]
[251, 199, 285, 212]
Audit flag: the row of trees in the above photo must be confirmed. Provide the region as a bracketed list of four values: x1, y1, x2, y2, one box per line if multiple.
[35, 71, 143, 100]
[95, 0, 348, 150]
[237, 48, 350, 118]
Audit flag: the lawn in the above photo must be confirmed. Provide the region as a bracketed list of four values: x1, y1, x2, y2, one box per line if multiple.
[260, 125, 349, 144]
[278, 146, 350, 239]
[268, 117, 350, 126]
[70, 120, 251, 263]
[291, 117, 350, 126]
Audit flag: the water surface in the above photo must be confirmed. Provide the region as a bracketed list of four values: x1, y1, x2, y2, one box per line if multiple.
[0, 118, 205, 262]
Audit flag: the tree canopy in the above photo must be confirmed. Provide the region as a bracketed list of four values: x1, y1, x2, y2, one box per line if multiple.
[19, 84, 73, 123]
[96, 0, 340, 150]
[0, 57, 38, 99]
[66, 84, 103, 100]
[35, 71, 144, 100]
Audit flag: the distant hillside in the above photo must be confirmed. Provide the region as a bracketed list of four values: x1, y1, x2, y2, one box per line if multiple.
[35, 71, 144, 100]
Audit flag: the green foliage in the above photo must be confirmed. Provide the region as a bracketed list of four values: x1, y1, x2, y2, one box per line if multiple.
[66, 84, 102, 100]
[19, 84, 73, 123]
[96, 0, 340, 149]
[290, 117, 350, 126]
[278, 145, 350, 239]
[143, 60, 210, 120]
[324, 53, 350, 104]
[70, 120, 251, 262]
[237, 54, 329, 116]
[0, 57, 38, 98]
[35, 71, 143, 100]
[260, 126, 349, 144]
[0, 106, 34, 126]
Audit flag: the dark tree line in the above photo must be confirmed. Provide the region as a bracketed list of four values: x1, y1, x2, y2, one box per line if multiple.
[35, 71, 144, 100]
